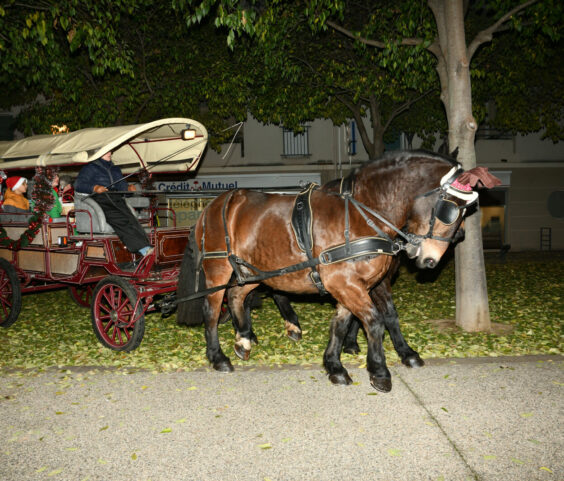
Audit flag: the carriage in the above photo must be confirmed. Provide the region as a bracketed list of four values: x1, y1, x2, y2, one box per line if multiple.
[0, 118, 208, 351]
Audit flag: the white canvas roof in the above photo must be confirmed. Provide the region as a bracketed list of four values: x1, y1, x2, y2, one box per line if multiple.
[0, 118, 208, 174]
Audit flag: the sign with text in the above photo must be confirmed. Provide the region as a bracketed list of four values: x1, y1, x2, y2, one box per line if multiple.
[163, 173, 322, 226]
[157, 172, 321, 192]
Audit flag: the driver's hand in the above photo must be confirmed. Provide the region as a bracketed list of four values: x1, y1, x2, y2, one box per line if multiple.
[93, 185, 108, 194]
[127, 184, 137, 192]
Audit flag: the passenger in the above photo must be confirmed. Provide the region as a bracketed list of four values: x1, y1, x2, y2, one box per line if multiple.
[45, 172, 63, 219]
[74, 150, 153, 257]
[2, 176, 30, 213]
[59, 175, 74, 202]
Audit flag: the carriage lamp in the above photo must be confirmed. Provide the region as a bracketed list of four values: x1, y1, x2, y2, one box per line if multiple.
[57, 236, 69, 247]
[181, 128, 196, 140]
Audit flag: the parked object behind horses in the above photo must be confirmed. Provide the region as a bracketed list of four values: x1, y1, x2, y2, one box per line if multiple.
[177, 150, 499, 392]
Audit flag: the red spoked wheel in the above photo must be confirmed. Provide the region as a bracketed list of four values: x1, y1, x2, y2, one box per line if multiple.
[0, 258, 22, 328]
[91, 276, 145, 351]
[68, 284, 94, 308]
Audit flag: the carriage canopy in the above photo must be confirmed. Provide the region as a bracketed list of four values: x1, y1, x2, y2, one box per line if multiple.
[0, 118, 208, 174]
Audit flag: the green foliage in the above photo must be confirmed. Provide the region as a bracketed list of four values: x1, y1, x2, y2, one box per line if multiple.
[2, 0, 563, 151]
[0, 256, 561, 370]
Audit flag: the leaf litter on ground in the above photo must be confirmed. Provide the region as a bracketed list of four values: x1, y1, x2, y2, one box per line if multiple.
[0, 254, 562, 372]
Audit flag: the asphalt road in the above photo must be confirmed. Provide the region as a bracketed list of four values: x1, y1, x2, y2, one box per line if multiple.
[1, 355, 562, 481]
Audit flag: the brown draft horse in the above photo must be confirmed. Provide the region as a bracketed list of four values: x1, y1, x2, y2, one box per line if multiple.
[177, 150, 497, 392]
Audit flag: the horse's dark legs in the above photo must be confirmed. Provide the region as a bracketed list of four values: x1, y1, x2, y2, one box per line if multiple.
[229, 290, 259, 345]
[323, 304, 354, 385]
[273, 293, 302, 341]
[363, 316, 392, 392]
[204, 290, 234, 372]
[382, 298, 424, 368]
[342, 319, 362, 354]
[228, 285, 259, 361]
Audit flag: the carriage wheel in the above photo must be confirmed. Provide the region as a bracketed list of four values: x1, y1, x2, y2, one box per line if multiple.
[91, 276, 145, 351]
[68, 284, 94, 308]
[0, 258, 22, 328]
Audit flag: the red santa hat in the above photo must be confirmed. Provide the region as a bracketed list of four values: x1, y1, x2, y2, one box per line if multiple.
[6, 176, 26, 191]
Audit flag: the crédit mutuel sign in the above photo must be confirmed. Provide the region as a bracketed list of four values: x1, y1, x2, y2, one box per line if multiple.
[156, 173, 321, 192]
[159, 173, 322, 226]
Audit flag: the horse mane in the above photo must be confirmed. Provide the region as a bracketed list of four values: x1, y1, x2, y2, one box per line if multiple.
[321, 150, 458, 195]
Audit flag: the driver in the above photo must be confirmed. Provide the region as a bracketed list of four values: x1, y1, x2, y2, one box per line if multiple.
[74, 151, 153, 258]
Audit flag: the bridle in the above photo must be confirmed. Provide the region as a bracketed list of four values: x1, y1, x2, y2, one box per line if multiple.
[341, 164, 479, 253]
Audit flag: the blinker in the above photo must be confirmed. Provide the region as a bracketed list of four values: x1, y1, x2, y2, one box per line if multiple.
[435, 198, 464, 225]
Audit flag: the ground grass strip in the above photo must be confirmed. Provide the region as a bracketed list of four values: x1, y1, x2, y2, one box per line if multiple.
[0, 255, 562, 372]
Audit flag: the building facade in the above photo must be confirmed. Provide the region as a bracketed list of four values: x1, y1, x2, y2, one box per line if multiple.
[196, 114, 564, 251]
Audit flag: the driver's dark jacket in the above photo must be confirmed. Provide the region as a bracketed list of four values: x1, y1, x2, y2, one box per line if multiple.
[74, 158, 128, 194]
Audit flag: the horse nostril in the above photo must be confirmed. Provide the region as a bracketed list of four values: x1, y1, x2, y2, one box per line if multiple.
[424, 257, 436, 269]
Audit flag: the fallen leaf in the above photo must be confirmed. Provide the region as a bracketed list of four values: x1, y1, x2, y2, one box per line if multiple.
[520, 412, 534, 418]
[540, 467, 553, 473]
[387, 448, 401, 457]
[258, 443, 272, 450]
[160, 428, 172, 433]
[99, 425, 108, 431]
[47, 468, 63, 476]
[131, 453, 137, 460]
[483, 455, 496, 460]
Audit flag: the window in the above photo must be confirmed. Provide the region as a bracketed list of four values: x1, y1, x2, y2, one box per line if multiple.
[282, 127, 310, 157]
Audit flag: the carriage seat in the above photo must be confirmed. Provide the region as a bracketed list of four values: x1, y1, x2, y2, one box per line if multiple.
[74, 192, 150, 234]
[0, 212, 35, 224]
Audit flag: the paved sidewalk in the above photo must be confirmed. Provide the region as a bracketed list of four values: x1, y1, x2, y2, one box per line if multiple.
[0, 355, 562, 481]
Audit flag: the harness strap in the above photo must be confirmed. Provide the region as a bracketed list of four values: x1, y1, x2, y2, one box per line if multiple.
[291, 183, 327, 295]
[175, 237, 393, 305]
[319, 237, 393, 264]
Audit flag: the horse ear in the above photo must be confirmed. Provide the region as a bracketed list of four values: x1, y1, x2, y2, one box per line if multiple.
[457, 167, 502, 189]
[449, 147, 459, 160]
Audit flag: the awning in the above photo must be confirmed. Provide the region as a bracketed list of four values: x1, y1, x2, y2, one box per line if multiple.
[0, 118, 208, 174]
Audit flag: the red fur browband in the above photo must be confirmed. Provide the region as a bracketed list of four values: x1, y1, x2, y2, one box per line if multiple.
[456, 167, 502, 189]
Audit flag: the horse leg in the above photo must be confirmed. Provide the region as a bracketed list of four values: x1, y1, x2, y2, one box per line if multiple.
[273, 293, 302, 341]
[204, 288, 234, 372]
[230, 289, 259, 345]
[323, 304, 354, 385]
[332, 288, 392, 392]
[342, 318, 362, 354]
[371, 281, 424, 368]
[228, 284, 259, 361]
[363, 314, 393, 392]
[382, 298, 424, 368]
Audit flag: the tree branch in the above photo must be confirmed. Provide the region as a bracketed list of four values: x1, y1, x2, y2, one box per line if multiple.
[382, 88, 436, 132]
[467, 0, 538, 60]
[326, 20, 423, 49]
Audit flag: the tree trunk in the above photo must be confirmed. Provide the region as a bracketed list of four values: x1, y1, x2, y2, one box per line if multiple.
[431, 0, 492, 331]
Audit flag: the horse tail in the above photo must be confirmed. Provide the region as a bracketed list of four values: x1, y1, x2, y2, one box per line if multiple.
[176, 228, 206, 326]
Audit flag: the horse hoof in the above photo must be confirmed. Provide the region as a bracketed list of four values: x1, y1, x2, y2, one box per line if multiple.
[213, 360, 234, 373]
[370, 376, 392, 393]
[343, 344, 360, 355]
[402, 354, 425, 368]
[328, 372, 353, 385]
[286, 330, 302, 342]
[234, 343, 250, 361]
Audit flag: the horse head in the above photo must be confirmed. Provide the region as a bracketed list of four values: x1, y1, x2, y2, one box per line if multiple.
[404, 161, 501, 268]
